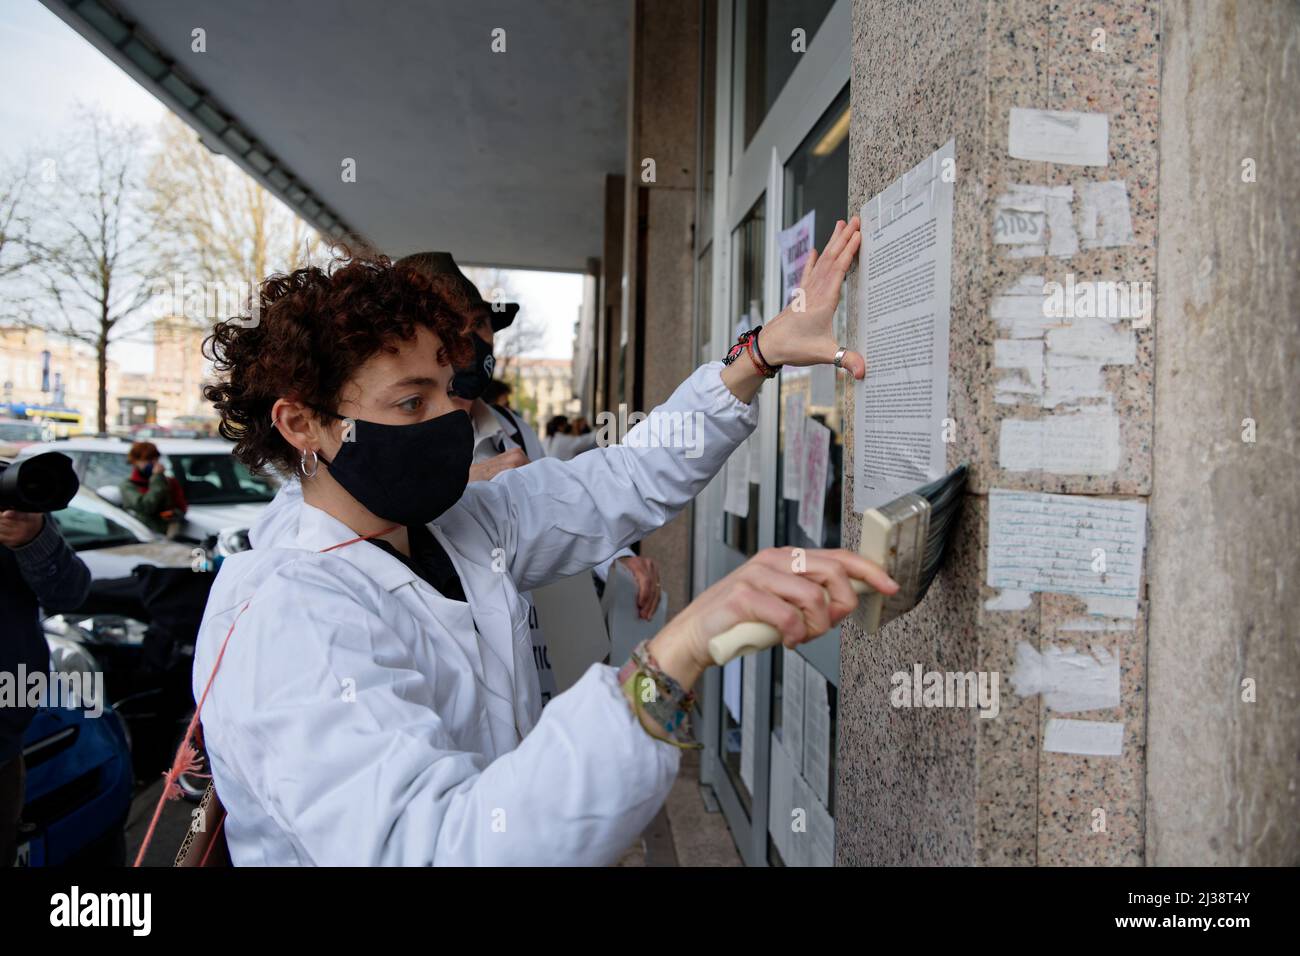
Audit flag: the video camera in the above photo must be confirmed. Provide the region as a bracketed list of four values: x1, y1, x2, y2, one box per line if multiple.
[0, 452, 81, 513]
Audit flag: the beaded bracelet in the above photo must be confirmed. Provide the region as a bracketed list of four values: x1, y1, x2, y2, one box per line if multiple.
[617, 639, 702, 750]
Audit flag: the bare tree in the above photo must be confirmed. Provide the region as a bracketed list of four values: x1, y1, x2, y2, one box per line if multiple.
[23, 109, 159, 432]
[0, 159, 36, 325]
[463, 265, 546, 381]
[0, 164, 30, 277]
[146, 113, 322, 315]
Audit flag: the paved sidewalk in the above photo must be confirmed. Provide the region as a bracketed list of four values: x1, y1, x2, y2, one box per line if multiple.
[129, 748, 743, 867]
[616, 749, 742, 867]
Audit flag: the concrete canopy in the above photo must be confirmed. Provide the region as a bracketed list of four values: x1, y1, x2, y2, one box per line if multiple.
[42, 0, 630, 271]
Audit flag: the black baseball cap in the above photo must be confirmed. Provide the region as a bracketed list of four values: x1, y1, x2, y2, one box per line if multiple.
[396, 251, 519, 331]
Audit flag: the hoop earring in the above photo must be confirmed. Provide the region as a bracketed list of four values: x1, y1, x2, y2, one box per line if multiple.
[299, 447, 319, 479]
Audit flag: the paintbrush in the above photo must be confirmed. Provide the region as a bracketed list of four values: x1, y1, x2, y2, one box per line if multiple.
[707, 465, 969, 665]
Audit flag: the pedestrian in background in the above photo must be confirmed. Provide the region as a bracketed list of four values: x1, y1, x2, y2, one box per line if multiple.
[119, 441, 184, 537]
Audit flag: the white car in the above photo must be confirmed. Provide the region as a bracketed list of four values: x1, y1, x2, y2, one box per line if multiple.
[17, 437, 278, 545]
[47, 486, 196, 580]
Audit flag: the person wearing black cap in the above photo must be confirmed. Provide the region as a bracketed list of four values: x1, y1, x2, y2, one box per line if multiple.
[396, 252, 662, 706]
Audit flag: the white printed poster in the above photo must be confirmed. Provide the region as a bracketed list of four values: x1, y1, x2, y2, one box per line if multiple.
[798, 418, 831, 545]
[768, 732, 797, 864]
[723, 657, 741, 723]
[781, 647, 806, 761]
[740, 654, 757, 792]
[854, 138, 955, 511]
[723, 439, 750, 518]
[802, 664, 831, 809]
[781, 391, 806, 499]
[778, 210, 816, 309]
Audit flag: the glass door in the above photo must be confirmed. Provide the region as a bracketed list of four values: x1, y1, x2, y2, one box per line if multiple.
[697, 0, 852, 867]
[769, 84, 850, 866]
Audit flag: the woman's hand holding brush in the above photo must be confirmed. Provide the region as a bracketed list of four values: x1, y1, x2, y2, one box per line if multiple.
[646, 547, 899, 690]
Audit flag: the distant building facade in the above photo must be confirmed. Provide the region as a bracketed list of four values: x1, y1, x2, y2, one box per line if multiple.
[506, 358, 579, 429]
[0, 316, 211, 433]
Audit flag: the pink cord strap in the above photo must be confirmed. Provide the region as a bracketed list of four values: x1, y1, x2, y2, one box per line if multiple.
[131, 522, 399, 868]
[132, 600, 250, 867]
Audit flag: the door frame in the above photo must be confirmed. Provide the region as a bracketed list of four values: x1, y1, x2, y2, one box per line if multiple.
[696, 0, 852, 867]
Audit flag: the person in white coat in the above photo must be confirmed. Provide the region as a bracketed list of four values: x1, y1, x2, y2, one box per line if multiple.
[397, 251, 661, 704]
[193, 218, 892, 865]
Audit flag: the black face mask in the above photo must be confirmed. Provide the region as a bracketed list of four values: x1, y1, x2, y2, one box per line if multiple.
[315, 408, 473, 527]
[448, 334, 495, 401]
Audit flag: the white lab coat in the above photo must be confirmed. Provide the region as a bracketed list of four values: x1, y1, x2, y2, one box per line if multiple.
[469, 400, 631, 582]
[193, 362, 756, 865]
[546, 430, 598, 461]
[467, 399, 631, 704]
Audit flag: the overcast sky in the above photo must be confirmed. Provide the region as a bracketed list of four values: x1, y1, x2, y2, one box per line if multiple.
[0, 0, 580, 369]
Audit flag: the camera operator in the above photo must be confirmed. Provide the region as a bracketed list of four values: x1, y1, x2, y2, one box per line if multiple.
[0, 507, 91, 866]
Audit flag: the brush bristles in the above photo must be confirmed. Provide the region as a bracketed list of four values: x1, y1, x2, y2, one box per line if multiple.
[916, 465, 968, 594]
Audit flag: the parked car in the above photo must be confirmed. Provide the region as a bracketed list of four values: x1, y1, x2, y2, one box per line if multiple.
[0, 418, 46, 458]
[17, 437, 278, 544]
[128, 425, 171, 440]
[41, 486, 218, 785]
[16, 632, 134, 866]
[48, 486, 196, 580]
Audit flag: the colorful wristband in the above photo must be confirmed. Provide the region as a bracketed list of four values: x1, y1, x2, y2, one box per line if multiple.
[617, 640, 701, 750]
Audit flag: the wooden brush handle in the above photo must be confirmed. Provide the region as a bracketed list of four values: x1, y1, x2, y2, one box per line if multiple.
[707, 579, 872, 666]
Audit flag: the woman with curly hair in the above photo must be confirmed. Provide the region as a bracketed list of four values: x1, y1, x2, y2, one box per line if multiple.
[191, 219, 893, 865]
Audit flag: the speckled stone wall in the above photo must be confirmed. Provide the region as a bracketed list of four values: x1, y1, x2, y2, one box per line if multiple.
[837, 0, 1161, 865]
[1146, 0, 1299, 866]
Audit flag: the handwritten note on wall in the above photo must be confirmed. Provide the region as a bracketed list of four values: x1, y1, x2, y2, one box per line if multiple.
[987, 490, 1147, 616]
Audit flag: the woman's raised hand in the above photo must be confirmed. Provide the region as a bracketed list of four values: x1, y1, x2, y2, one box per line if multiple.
[759, 216, 866, 379]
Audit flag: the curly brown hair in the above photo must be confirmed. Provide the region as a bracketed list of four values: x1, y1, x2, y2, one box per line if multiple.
[202, 255, 477, 476]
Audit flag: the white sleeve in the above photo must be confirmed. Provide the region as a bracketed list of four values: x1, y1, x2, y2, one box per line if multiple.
[512, 409, 633, 581]
[515, 413, 548, 463]
[230, 563, 679, 866]
[593, 550, 634, 583]
[480, 362, 758, 593]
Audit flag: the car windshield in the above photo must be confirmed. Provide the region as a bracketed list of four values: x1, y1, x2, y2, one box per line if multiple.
[172, 454, 276, 504]
[51, 505, 142, 550]
[0, 422, 42, 441]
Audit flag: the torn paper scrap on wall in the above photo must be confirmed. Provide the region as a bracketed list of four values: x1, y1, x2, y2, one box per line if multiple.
[1078, 180, 1135, 249]
[991, 273, 1139, 414]
[1084, 594, 1141, 618]
[986, 489, 1146, 618]
[994, 180, 1134, 259]
[994, 184, 1077, 257]
[1045, 316, 1137, 362]
[1008, 107, 1109, 167]
[1041, 317, 1137, 408]
[1058, 618, 1135, 633]
[994, 339, 1045, 405]
[1009, 641, 1121, 712]
[991, 274, 1059, 339]
[984, 588, 1033, 611]
[1043, 718, 1125, 756]
[1041, 360, 1109, 409]
[999, 407, 1121, 473]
